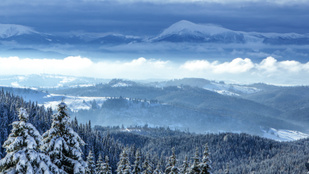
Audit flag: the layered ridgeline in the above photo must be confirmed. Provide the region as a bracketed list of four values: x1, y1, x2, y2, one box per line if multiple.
[41, 78, 309, 140]
[1, 90, 309, 173]
[1, 21, 309, 59]
[1, 77, 309, 140]
[2, 21, 309, 46]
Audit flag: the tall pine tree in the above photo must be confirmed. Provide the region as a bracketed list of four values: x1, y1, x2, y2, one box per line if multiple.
[132, 149, 142, 174]
[0, 108, 61, 173]
[180, 156, 190, 174]
[41, 102, 86, 174]
[142, 153, 153, 174]
[101, 156, 112, 174]
[86, 150, 96, 174]
[165, 147, 179, 174]
[190, 148, 200, 174]
[96, 154, 104, 174]
[199, 144, 211, 174]
[117, 148, 131, 174]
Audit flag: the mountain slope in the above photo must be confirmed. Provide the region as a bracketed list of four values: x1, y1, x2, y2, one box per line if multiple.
[152, 20, 246, 43]
[0, 24, 37, 38]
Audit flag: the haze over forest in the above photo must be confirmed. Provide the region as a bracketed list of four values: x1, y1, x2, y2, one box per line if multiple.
[1, 1, 309, 173]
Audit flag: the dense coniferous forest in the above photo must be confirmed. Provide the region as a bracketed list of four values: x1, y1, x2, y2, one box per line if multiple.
[1, 90, 309, 173]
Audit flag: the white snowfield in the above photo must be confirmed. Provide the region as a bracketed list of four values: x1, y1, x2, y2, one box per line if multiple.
[263, 128, 309, 142]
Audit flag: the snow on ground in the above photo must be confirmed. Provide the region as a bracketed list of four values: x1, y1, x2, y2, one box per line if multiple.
[43, 94, 108, 112]
[203, 82, 260, 96]
[111, 82, 132, 87]
[263, 128, 309, 142]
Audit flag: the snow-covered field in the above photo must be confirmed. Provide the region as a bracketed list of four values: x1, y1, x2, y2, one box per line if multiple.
[42, 94, 108, 112]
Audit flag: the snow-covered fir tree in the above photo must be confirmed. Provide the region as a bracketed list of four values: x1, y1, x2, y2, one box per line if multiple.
[199, 144, 211, 174]
[96, 154, 104, 174]
[117, 148, 131, 174]
[86, 150, 96, 174]
[165, 156, 172, 174]
[153, 160, 163, 174]
[180, 156, 190, 174]
[132, 149, 142, 174]
[101, 156, 112, 174]
[224, 163, 229, 174]
[166, 147, 179, 174]
[142, 153, 153, 174]
[153, 159, 163, 174]
[41, 102, 87, 174]
[0, 108, 61, 173]
[189, 148, 200, 174]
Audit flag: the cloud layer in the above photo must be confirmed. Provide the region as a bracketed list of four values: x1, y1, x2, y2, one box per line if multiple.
[0, 56, 309, 85]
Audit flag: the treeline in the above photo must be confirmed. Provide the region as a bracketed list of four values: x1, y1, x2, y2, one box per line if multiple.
[1, 90, 309, 173]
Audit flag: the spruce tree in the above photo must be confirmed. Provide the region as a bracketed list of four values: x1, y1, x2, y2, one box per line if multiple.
[86, 150, 96, 174]
[189, 148, 200, 174]
[166, 147, 179, 174]
[224, 163, 229, 174]
[132, 149, 142, 174]
[180, 156, 190, 174]
[199, 144, 211, 174]
[102, 156, 112, 174]
[41, 102, 86, 174]
[0, 108, 61, 173]
[142, 153, 153, 174]
[153, 160, 163, 174]
[96, 154, 104, 174]
[117, 148, 131, 174]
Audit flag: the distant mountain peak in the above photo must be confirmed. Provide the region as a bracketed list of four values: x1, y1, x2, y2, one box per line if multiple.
[152, 20, 245, 43]
[159, 20, 232, 37]
[0, 23, 37, 38]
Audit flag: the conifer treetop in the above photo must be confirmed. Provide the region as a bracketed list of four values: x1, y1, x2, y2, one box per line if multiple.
[42, 102, 86, 174]
[0, 107, 61, 174]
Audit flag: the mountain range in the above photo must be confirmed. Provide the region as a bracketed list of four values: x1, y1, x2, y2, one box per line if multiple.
[1, 21, 309, 60]
[1, 20, 309, 45]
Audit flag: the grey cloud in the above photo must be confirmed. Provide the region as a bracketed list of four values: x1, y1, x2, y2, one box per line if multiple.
[0, 0, 308, 35]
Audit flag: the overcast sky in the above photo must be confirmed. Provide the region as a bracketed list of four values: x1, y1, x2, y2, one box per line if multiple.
[1, 0, 309, 35]
[1, 0, 309, 85]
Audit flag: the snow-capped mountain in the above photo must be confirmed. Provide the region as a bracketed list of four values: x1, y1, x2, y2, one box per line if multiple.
[151, 20, 247, 43]
[151, 20, 309, 45]
[1, 21, 309, 46]
[0, 24, 37, 38]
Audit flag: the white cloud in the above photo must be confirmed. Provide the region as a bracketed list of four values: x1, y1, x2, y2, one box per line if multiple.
[0, 56, 309, 85]
[0, 56, 93, 75]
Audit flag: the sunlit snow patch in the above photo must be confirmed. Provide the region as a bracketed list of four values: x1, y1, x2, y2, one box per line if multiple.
[43, 94, 108, 112]
[263, 128, 309, 142]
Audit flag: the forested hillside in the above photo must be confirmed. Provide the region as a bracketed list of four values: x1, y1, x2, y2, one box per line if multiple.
[1, 90, 309, 173]
[48, 81, 304, 136]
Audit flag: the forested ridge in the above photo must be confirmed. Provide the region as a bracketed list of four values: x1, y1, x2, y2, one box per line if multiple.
[0, 90, 309, 173]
